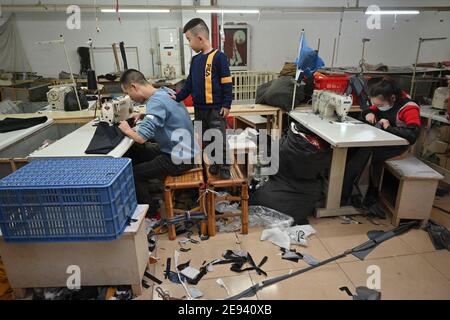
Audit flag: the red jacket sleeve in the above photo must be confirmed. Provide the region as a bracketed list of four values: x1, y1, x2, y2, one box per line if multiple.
[398, 104, 421, 127]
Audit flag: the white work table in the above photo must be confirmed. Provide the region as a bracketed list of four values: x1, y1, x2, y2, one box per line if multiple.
[28, 120, 134, 159]
[0, 118, 54, 151]
[289, 110, 408, 218]
[419, 105, 450, 125]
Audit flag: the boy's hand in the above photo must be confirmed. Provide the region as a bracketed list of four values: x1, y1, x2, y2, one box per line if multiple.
[119, 120, 132, 134]
[378, 119, 390, 130]
[365, 113, 377, 124]
[169, 93, 177, 101]
[220, 107, 230, 118]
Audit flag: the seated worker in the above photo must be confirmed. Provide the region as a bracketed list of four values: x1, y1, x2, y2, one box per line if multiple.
[342, 77, 421, 207]
[118, 69, 200, 216]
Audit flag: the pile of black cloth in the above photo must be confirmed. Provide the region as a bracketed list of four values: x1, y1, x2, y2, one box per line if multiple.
[0, 116, 48, 133]
[250, 123, 331, 224]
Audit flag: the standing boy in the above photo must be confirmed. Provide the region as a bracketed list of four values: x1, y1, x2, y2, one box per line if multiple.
[172, 18, 233, 179]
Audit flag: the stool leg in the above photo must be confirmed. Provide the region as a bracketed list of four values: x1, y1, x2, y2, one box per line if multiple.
[199, 188, 207, 236]
[241, 183, 249, 234]
[164, 187, 176, 240]
[208, 190, 216, 237]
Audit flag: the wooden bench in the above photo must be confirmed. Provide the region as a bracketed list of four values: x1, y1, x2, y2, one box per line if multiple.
[379, 155, 443, 226]
[163, 166, 207, 240]
[204, 158, 249, 237]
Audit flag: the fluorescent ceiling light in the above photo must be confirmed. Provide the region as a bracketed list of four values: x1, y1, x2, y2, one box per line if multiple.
[365, 10, 420, 15]
[196, 9, 260, 14]
[101, 9, 170, 13]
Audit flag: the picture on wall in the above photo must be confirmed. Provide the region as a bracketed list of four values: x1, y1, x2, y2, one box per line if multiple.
[221, 25, 250, 71]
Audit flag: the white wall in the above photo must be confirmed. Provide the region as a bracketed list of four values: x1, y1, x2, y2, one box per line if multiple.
[5, 0, 450, 76]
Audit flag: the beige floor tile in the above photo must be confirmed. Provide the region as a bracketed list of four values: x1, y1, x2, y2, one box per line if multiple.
[422, 251, 450, 280]
[339, 255, 450, 299]
[133, 286, 153, 300]
[249, 264, 355, 300]
[320, 230, 416, 263]
[398, 229, 436, 254]
[152, 274, 256, 300]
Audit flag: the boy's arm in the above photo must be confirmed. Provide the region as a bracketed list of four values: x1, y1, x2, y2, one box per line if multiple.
[175, 62, 193, 102]
[218, 53, 233, 109]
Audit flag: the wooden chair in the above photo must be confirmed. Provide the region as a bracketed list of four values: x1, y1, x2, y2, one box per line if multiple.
[204, 157, 249, 237]
[163, 166, 207, 240]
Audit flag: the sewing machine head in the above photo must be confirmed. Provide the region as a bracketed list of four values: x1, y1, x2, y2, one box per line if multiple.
[312, 90, 353, 122]
[47, 85, 74, 110]
[100, 95, 133, 125]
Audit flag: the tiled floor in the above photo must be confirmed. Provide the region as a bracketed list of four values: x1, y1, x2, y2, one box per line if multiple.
[140, 198, 450, 300]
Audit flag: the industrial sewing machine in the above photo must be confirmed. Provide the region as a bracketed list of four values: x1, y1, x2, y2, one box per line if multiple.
[312, 90, 353, 122]
[46, 85, 74, 110]
[100, 95, 133, 124]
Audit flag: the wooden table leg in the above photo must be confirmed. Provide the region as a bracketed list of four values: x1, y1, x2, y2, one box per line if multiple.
[316, 147, 360, 217]
[208, 190, 216, 237]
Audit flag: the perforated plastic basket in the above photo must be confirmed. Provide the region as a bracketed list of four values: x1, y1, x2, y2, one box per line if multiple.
[0, 158, 137, 243]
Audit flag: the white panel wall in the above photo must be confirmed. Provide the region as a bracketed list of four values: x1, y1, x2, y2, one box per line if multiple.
[4, 0, 450, 76]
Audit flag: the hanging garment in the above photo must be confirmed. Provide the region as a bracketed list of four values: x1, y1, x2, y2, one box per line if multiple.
[77, 47, 92, 75]
[85, 122, 124, 154]
[0, 116, 47, 133]
[119, 41, 128, 70]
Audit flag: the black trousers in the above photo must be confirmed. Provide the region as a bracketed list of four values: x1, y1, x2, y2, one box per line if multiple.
[194, 107, 230, 167]
[124, 143, 194, 207]
[342, 145, 409, 202]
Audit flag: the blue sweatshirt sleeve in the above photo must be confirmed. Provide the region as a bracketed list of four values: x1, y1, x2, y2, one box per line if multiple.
[176, 61, 193, 102]
[137, 100, 166, 140]
[218, 53, 233, 109]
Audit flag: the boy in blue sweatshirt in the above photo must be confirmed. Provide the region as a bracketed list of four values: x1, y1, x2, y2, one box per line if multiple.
[172, 18, 233, 179]
[118, 69, 199, 214]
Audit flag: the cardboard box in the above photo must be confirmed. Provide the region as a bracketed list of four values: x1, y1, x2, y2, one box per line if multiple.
[439, 126, 450, 143]
[428, 140, 449, 154]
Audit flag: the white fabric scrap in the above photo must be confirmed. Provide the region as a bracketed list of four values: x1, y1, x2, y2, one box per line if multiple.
[260, 225, 317, 249]
[181, 266, 200, 280]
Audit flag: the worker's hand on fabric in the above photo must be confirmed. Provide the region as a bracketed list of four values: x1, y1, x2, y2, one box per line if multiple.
[378, 119, 390, 129]
[119, 120, 132, 134]
[365, 113, 377, 124]
[220, 107, 230, 118]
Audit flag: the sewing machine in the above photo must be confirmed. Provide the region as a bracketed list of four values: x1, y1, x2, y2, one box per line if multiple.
[100, 95, 133, 124]
[46, 85, 74, 110]
[312, 90, 353, 122]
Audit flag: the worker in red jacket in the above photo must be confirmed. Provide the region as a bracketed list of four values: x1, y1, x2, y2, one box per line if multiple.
[342, 77, 421, 207]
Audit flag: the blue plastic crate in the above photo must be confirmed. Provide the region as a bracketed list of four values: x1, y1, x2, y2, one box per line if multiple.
[0, 158, 137, 243]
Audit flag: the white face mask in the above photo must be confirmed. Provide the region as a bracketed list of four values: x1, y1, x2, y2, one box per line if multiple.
[378, 105, 393, 111]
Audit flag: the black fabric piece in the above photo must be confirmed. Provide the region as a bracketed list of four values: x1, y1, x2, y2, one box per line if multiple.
[255, 76, 305, 112]
[179, 247, 191, 252]
[345, 75, 370, 110]
[424, 220, 450, 251]
[185, 266, 208, 285]
[165, 258, 171, 279]
[177, 260, 191, 271]
[0, 116, 48, 133]
[98, 73, 118, 81]
[77, 47, 92, 75]
[281, 248, 304, 262]
[64, 88, 89, 111]
[221, 250, 268, 276]
[86, 69, 98, 90]
[85, 122, 124, 154]
[249, 127, 330, 224]
[119, 41, 128, 70]
[144, 271, 163, 285]
[250, 176, 322, 225]
[142, 280, 150, 289]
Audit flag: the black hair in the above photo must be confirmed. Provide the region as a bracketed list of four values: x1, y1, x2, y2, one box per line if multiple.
[369, 77, 401, 101]
[183, 18, 209, 37]
[119, 69, 148, 86]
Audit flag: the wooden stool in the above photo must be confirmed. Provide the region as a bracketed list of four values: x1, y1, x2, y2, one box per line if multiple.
[163, 167, 207, 240]
[204, 159, 249, 237]
[379, 155, 443, 226]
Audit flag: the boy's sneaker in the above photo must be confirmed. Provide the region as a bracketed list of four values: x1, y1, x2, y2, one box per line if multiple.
[209, 163, 220, 175]
[220, 165, 231, 180]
